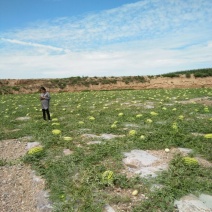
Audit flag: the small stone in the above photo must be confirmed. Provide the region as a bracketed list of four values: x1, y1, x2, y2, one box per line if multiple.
[16, 117, 31, 121]
[87, 141, 102, 145]
[63, 149, 73, 156]
[178, 147, 193, 154]
[104, 204, 116, 212]
[150, 184, 164, 191]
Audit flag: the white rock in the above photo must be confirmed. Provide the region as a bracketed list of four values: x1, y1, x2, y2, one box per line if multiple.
[123, 150, 159, 167]
[87, 141, 102, 145]
[135, 164, 168, 178]
[63, 149, 73, 155]
[26, 142, 41, 150]
[174, 194, 212, 212]
[178, 148, 193, 154]
[104, 204, 115, 212]
[16, 117, 31, 121]
[199, 194, 212, 208]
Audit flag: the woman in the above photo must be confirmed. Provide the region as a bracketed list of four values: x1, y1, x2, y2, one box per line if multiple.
[40, 86, 51, 121]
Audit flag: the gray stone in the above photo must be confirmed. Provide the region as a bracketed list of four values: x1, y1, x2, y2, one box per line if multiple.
[63, 149, 74, 155]
[82, 133, 123, 140]
[144, 105, 154, 109]
[31, 171, 44, 184]
[87, 141, 102, 145]
[37, 190, 53, 212]
[150, 184, 164, 191]
[16, 117, 31, 121]
[78, 128, 91, 132]
[124, 123, 139, 128]
[26, 142, 41, 150]
[101, 133, 123, 140]
[82, 134, 98, 139]
[135, 164, 168, 177]
[156, 121, 167, 125]
[104, 204, 116, 212]
[178, 148, 193, 154]
[174, 194, 212, 212]
[123, 150, 159, 166]
[123, 150, 169, 178]
[199, 194, 212, 208]
[164, 103, 174, 106]
[191, 132, 204, 137]
[10, 129, 21, 132]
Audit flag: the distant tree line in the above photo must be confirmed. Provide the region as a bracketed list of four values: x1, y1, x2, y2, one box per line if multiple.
[159, 68, 212, 78]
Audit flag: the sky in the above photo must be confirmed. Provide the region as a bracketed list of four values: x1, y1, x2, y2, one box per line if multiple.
[0, 0, 212, 79]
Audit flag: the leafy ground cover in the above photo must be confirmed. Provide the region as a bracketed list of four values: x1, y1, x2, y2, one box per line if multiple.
[0, 88, 212, 211]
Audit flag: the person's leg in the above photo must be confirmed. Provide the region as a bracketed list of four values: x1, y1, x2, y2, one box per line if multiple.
[46, 109, 51, 120]
[42, 109, 46, 120]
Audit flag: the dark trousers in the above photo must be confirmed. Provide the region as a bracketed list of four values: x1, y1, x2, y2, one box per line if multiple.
[42, 109, 51, 120]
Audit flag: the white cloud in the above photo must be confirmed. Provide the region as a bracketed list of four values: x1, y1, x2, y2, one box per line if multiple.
[0, 38, 69, 53]
[0, 37, 211, 79]
[2, 0, 211, 49]
[0, 0, 211, 79]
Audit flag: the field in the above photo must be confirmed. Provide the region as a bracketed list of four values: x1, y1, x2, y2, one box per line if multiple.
[0, 88, 212, 211]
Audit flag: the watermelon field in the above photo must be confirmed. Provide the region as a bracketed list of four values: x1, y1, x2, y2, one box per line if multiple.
[0, 87, 212, 211]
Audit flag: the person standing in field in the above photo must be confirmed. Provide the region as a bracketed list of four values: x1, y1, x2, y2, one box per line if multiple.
[40, 86, 51, 121]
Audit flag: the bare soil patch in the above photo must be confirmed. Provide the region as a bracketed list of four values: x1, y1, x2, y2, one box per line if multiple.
[103, 187, 148, 212]
[0, 139, 27, 161]
[0, 165, 44, 212]
[0, 139, 51, 212]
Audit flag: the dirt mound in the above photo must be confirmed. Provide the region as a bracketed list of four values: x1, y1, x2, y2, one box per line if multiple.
[1, 75, 212, 94]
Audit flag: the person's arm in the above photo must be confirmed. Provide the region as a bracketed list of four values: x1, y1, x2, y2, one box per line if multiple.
[40, 94, 44, 100]
[44, 92, 50, 100]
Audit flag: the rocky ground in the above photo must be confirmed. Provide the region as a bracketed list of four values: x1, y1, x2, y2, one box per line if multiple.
[0, 139, 52, 212]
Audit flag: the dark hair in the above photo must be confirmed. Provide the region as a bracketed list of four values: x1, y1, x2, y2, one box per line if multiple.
[40, 86, 46, 91]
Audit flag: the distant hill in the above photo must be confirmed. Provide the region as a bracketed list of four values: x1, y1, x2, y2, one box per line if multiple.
[0, 68, 212, 94]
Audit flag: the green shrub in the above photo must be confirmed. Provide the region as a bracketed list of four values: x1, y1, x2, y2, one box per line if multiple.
[185, 73, 191, 78]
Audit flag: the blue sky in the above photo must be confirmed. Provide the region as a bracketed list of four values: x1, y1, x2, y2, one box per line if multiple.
[0, 0, 211, 79]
